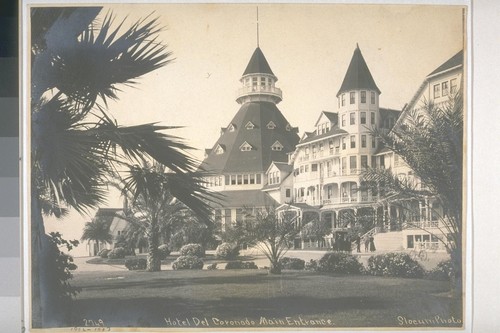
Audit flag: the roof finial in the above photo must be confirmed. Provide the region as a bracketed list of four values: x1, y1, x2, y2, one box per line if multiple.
[256, 6, 260, 47]
[356, 42, 359, 49]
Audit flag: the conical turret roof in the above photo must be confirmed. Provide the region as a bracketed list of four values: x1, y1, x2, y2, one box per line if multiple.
[337, 45, 381, 97]
[242, 47, 275, 76]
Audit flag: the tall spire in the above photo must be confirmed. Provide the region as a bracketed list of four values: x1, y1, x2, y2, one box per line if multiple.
[337, 44, 381, 97]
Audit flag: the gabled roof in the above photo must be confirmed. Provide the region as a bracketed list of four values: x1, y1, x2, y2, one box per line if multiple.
[428, 50, 463, 77]
[200, 101, 300, 173]
[314, 111, 338, 127]
[93, 208, 122, 228]
[374, 146, 392, 156]
[322, 111, 338, 123]
[379, 107, 402, 130]
[298, 127, 348, 146]
[243, 47, 275, 76]
[337, 45, 381, 97]
[266, 161, 293, 174]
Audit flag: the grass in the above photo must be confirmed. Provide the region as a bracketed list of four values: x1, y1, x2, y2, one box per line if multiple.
[68, 269, 463, 329]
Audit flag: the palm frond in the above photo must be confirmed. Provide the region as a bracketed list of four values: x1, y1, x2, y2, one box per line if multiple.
[51, 12, 172, 111]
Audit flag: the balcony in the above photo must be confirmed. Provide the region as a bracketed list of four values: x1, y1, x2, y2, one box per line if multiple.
[329, 147, 340, 155]
[323, 195, 374, 206]
[236, 86, 283, 101]
[403, 220, 440, 229]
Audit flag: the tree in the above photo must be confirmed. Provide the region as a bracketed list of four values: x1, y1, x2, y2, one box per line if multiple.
[30, 7, 208, 326]
[301, 218, 331, 247]
[237, 207, 300, 274]
[362, 92, 463, 293]
[119, 163, 216, 271]
[80, 219, 113, 255]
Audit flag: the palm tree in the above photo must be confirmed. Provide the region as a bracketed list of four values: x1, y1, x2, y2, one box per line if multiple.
[362, 92, 463, 293]
[119, 162, 216, 271]
[80, 219, 113, 256]
[237, 207, 300, 274]
[30, 7, 210, 326]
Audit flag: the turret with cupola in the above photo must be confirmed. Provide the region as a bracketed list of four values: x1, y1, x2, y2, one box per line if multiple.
[236, 47, 283, 105]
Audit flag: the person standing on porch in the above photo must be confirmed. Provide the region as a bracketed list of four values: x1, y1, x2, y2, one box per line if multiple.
[364, 237, 370, 252]
[369, 236, 376, 252]
[355, 234, 361, 253]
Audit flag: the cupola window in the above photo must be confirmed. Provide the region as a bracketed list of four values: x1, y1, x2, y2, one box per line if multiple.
[361, 91, 366, 103]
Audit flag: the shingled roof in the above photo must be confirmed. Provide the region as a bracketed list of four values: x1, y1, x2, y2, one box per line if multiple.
[298, 126, 348, 145]
[243, 47, 275, 76]
[337, 45, 381, 97]
[200, 101, 300, 173]
[210, 190, 277, 208]
[428, 50, 463, 77]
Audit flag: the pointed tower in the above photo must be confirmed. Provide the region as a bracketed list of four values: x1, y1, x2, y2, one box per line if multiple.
[236, 47, 283, 104]
[334, 45, 383, 206]
[201, 47, 299, 223]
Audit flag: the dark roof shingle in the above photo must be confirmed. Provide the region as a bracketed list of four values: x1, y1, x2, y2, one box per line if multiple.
[428, 50, 463, 77]
[200, 102, 300, 173]
[337, 45, 381, 97]
[243, 47, 275, 76]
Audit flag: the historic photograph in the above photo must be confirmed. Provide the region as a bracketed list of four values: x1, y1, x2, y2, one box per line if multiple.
[27, 3, 466, 331]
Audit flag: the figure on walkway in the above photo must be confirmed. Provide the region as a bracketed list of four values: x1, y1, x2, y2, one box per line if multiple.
[364, 237, 370, 252]
[355, 234, 361, 253]
[369, 236, 376, 252]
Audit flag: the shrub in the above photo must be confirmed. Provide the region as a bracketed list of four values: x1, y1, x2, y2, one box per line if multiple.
[367, 252, 425, 278]
[179, 244, 205, 258]
[206, 263, 218, 270]
[124, 258, 147, 270]
[280, 257, 305, 270]
[225, 261, 258, 269]
[158, 244, 171, 260]
[172, 255, 204, 270]
[108, 247, 126, 259]
[426, 259, 454, 281]
[305, 259, 318, 271]
[98, 248, 110, 259]
[317, 252, 363, 274]
[215, 242, 240, 259]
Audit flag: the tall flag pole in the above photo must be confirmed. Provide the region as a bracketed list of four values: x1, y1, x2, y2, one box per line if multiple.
[257, 6, 259, 47]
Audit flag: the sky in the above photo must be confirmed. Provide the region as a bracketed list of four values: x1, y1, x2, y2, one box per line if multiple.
[42, 3, 465, 257]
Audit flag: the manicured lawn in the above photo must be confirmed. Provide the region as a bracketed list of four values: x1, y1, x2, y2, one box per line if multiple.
[68, 269, 463, 329]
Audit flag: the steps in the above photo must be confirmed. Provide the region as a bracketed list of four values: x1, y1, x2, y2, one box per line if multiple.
[372, 231, 404, 252]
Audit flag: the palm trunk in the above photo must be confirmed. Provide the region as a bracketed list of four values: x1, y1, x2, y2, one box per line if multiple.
[147, 218, 161, 272]
[31, 192, 44, 327]
[32, 190, 61, 327]
[268, 242, 281, 274]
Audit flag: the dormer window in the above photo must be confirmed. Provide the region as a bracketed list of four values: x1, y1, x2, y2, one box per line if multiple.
[214, 144, 225, 155]
[286, 124, 291, 131]
[227, 123, 236, 132]
[245, 121, 255, 130]
[267, 121, 276, 129]
[271, 141, 284, 151]
[240, 141, 253, 151]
